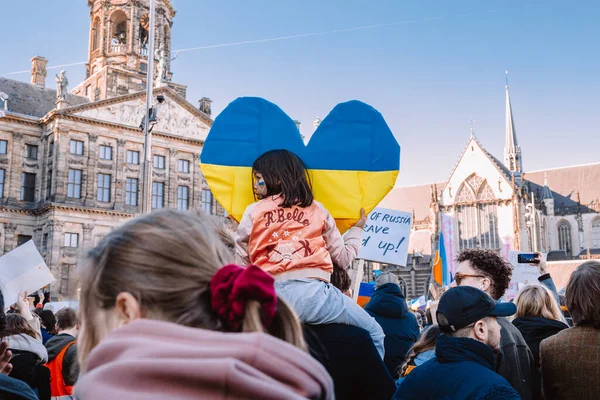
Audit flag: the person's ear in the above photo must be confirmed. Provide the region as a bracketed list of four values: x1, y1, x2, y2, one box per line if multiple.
[114, 292, 142, 324]
[473, 319, 487, 342]
[481, 277, 491, 292]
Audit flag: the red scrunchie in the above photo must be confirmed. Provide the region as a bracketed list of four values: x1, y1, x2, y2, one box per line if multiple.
[210, 264, 277, 331]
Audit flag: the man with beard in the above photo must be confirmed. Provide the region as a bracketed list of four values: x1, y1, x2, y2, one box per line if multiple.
[393, 286, 520, 400]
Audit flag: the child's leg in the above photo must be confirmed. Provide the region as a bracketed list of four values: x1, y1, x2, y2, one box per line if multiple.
[275, 279, 386, 359]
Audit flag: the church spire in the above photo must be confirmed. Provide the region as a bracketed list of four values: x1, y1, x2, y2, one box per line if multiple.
[542, 173, 553, 200]
[504, 72, 523, 182]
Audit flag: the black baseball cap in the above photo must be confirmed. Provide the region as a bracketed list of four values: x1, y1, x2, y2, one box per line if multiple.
[436, 286, 516, 333]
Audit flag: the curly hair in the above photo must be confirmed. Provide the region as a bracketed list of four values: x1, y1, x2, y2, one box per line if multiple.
[456, 249, 512, 300]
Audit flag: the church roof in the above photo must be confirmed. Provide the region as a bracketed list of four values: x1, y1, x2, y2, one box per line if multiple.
[0, 77, 89, 118]
[526, 163, 600, 213]
[379, 182, 443, 221]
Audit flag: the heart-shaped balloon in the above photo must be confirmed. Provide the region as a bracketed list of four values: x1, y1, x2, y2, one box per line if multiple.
[200, 97, 400, 233]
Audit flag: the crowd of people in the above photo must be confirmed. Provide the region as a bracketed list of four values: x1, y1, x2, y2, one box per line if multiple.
[0, 149, 598, 399]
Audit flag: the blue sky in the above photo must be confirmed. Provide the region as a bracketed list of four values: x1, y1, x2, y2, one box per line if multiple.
[2, 0, 599, 186]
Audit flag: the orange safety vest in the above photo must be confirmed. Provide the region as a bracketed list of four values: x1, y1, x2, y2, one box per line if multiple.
[45, 340, 76, 398]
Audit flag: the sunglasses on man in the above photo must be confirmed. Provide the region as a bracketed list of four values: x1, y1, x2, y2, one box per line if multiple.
[454, 273, 486, 286]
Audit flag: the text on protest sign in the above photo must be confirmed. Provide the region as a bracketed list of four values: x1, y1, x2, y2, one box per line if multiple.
[504, 250, 541, 301]
[358, 208, 411, 266]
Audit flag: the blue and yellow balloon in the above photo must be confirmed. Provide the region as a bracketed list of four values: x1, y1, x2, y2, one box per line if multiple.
[200, 97, 400, 233]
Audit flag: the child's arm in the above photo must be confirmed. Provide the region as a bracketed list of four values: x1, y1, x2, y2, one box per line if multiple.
[322, 208, 366, 269]
[235, 205, 255, 266]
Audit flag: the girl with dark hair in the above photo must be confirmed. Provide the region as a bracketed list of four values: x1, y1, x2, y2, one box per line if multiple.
[236, 149, 385, 357]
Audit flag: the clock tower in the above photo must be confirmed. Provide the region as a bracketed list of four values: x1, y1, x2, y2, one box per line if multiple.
[73, 0, 186, 101]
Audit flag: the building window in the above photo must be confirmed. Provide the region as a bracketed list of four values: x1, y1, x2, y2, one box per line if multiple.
[592, 218, 600, 249]
[64, 233, 79, 248]
[67, 169, 82, 199]
[152, 182, 164, 209]
[46, 170, 52, 199]
[0, 140, 7, 154]
[26, 144, 38, 160]
[202, 189, 213, 214]
[215, 201, 228, 217]
[70, 140, 84, 155]
[140, 63, 147, 73]
[99, 145, 113, 160]
[126, 178, 138, 206]
[456, 203, 500, 251]
[178, 160, 190, 173]
[0, 169, 4, 198]
[48, 142, 54, 158]
[153, 155, 165, 169]
[177, 186, 189, 211]
[21, 173, 36, 201]
[558, 220, 572, 257]
[127, 150, 140, 165]
[60, 264, 74, 295]
[97, 173, 111, 202]
[42, 233, 48, 252]
[17, 235, 32, 247]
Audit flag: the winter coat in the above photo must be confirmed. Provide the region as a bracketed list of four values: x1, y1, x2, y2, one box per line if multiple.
[540, 325, 600, 400]
[45, 333, 80, 387]
[512, 316, 568, 368]
[496, 316, 535, 400]
[393, 335, 520, 400]
[365, 283, 420, 376]
[6, 333, 51, 400]
[0, 373, 39, 400]
[74, 318, 334, 400]
[305, 323, 396, 400]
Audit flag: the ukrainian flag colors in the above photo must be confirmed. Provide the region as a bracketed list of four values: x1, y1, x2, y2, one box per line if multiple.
[200, 97, 400, 233]
[433, 233, 452, 286]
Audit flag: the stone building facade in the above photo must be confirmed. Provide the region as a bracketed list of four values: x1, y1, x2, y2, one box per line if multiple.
[0, 0, 219, 299]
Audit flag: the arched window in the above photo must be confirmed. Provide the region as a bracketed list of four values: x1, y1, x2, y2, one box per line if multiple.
[456, 176, 500, 250]
[397, 276, 408, 298]
[109, 10, 128, 53]
[558, 220, 572, 256]
[592, 218, 600, 249]
[92, 17, 101, 51]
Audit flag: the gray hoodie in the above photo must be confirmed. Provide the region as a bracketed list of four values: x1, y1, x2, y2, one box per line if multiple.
[5, 334, 48, 363]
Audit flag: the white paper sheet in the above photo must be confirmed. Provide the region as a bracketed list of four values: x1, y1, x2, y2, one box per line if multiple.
[0, 241, 55, 308]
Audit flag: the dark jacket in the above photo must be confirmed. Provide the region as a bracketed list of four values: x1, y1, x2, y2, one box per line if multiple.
[305, 324, 396, 400]
[512, 316, 568, 368]
[496, 317, 534, 400]
[365, 283, 420, 376]
[45, 333, 80, 387]
[40, 327, 53, 345]
[394, 335, 520, 400]
[0, 373, 39, 400]
[540, 325, 600, 400]
[6, 333, 51, 400]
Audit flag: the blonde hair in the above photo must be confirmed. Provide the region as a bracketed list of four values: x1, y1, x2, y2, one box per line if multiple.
[77, 210, 305, 368]
[515, 285, 565, 322]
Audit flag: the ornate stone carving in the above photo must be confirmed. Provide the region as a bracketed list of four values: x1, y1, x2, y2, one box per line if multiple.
[477, 181, 496, 201]
[4, 223, 17, 233]
[83, 224, 94, 232]
[98, 162, 114, 170]
[466, 174, 484, 193]
[455, 183, 475, 203]
[125, 166, 140, 173]
[23, 161, 39, 169]
[117, 139, 127, 146]
[153, 171, 166, 179]
[68, 157, 86, 166]
[178, 175, 191, 182]
[56, 70, 69, 101]
[73, 97, 210, 140]
[169, 148, 178, 157]
[12, 132, 23, 141]
[88, 133, 98, 142]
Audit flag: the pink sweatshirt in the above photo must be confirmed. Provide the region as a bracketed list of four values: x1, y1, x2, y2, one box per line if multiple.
[74, 319, 334, 400]
[235, 196, 363, 281]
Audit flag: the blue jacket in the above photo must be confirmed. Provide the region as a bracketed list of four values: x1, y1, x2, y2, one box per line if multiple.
[365, 283, 420, 377]
[394, 335, 520, 400]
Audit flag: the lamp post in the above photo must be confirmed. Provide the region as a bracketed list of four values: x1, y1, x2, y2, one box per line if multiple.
[141, 0, 156, 214]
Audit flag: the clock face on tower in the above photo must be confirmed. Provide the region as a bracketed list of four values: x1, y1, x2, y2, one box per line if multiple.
[140, 14, 150, 31]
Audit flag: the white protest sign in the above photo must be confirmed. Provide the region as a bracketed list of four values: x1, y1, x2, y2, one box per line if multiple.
[0, 241, 55, 308]
[358, 208, 411, 265]
[504, 250, 541, 301]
